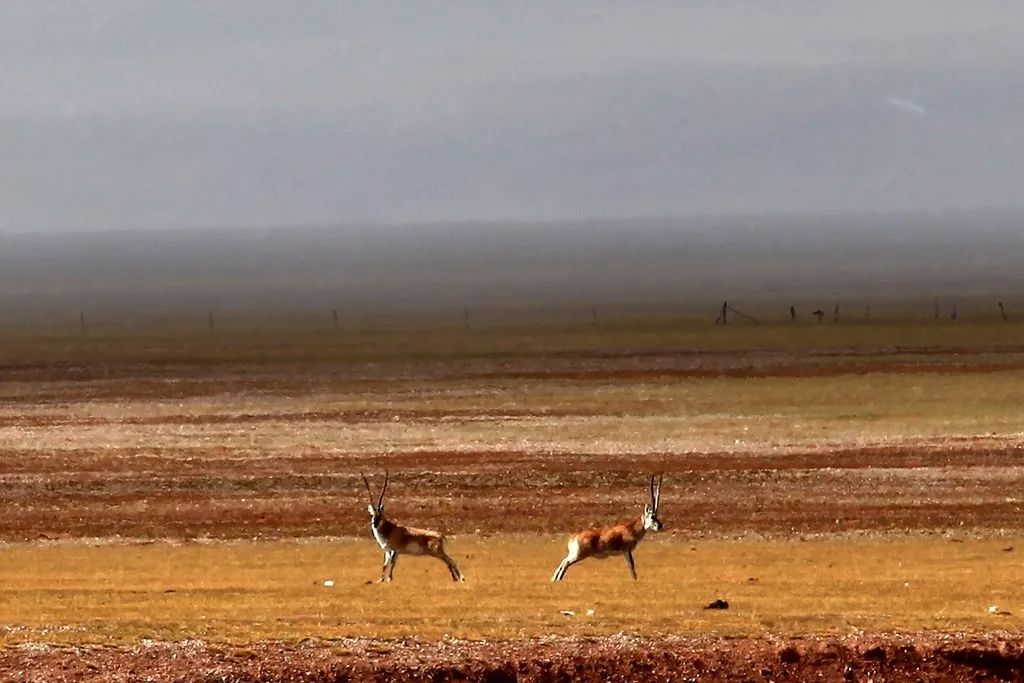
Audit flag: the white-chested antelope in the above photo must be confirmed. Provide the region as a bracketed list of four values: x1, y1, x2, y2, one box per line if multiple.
[361, 471, 465, 582]
[551, 474, 664, 582]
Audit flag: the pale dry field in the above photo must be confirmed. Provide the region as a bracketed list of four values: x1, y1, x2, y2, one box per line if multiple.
[0, 537, 1021, 645]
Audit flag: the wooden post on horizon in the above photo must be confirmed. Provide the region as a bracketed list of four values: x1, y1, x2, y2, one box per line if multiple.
[999, 301, 1008, 322]
[591, 306, 598, 325]
[714, 301, 728, 325]
[790, 305, 796, 322]
[79, 310, 85, 336]
[464, 306, 471, 330]
[333, 309, 339, 331]
[208, 310, 215, 333]
[864, 304, 870, 322]
[934, 298, 940, 320]
[833, 305, 840, 323]
[950, 305, 958, 321]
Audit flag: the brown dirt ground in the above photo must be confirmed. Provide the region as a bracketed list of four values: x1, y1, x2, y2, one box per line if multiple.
[1, 441, 1023, 541]
[2, 346, 1024, 541]
[2, 633, 1023, 682]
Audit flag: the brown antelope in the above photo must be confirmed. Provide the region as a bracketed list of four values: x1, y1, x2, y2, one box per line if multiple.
[361, 471, 465, 582]
[551, 474, 664, 582]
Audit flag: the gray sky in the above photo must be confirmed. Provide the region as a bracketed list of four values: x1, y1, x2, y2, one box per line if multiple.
[2, 1, 1023, 232]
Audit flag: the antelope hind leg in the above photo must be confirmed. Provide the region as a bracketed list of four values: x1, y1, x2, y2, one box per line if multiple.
[551, 556, 572, 582]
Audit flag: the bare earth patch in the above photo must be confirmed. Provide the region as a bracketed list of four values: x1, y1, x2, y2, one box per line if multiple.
[3, 634, 1024, 682]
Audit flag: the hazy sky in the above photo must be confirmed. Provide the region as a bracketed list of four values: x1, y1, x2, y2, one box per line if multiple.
[2, 2, 1023, 232]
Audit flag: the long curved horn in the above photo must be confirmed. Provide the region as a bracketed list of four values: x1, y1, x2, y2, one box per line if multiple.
[654, 473, 663, 510]
[360, 473, 375, 504]
[378, 470, 389, 508]
[649, 474, 656, 508]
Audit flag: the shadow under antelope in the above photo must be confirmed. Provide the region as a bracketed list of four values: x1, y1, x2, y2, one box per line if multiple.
[361, 471, 465, 582]
[551, 474, 664, 582]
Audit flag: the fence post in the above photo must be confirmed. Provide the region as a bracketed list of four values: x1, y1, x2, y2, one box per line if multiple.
[714, 301, 728, 325]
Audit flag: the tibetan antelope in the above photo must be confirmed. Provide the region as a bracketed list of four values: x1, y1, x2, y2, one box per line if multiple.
[551, 474, 664, 582]
[361, 471, 465, 582]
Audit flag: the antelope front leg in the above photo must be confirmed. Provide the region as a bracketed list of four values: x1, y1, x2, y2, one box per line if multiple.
[439, 553, 464, 582]
[625, 550, 637, 580]
[387, 551, 398, 581]
[380, 549, 396, 582]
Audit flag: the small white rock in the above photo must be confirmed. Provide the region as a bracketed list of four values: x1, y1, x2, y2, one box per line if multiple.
[323, 580, 335, 588]
[560, 610, 575, 617]
[585, 609, 596, 617]
[988, 605, 1000, 614]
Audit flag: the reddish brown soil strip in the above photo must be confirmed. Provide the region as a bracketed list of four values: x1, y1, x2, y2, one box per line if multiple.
[4, 348, 1024, 397]
[0, 408, 600, 429]
[3, 442, 1022, 475]
[479, 360, 1023, 382]
[1, 634, 1022, 682]
[2, 442, 1023, 541]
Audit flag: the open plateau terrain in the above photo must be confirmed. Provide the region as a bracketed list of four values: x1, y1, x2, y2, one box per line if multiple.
[1, 318, 1023, 680]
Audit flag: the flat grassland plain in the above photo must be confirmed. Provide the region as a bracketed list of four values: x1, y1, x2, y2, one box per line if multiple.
[2, 317, 1024, 680]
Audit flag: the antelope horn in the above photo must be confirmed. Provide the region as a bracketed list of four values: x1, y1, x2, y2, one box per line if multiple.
[655, 472, 663, 510]
[649, 474, 656, 508]
[360, 473, 375, 504]
[378, 470, 389, 508]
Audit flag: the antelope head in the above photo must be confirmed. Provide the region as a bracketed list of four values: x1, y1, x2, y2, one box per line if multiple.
[642, 473, 664, 532]
[361, 471, 389, 527]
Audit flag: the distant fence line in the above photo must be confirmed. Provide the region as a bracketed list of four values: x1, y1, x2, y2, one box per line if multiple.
[4, 298, 1016, 337]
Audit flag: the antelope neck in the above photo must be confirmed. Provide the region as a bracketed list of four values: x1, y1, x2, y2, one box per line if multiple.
[371, 517, 395, 548]
[627, 516, 647, 539]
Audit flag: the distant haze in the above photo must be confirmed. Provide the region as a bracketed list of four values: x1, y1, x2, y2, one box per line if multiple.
[1, 212, 1022, 321]
[3, 2, 1024, 232]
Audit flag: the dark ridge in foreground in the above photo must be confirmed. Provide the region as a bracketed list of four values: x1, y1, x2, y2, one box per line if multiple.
[3, 634, 1023, 682]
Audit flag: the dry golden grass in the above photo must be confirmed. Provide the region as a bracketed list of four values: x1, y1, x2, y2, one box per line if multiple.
[0, 536, 1020, 645]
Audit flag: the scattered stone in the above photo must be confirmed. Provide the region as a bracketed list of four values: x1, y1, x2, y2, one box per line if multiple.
[704, 599, 729, 610]
[862, 646, 887, 662]
[779, 645, 801, 664]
